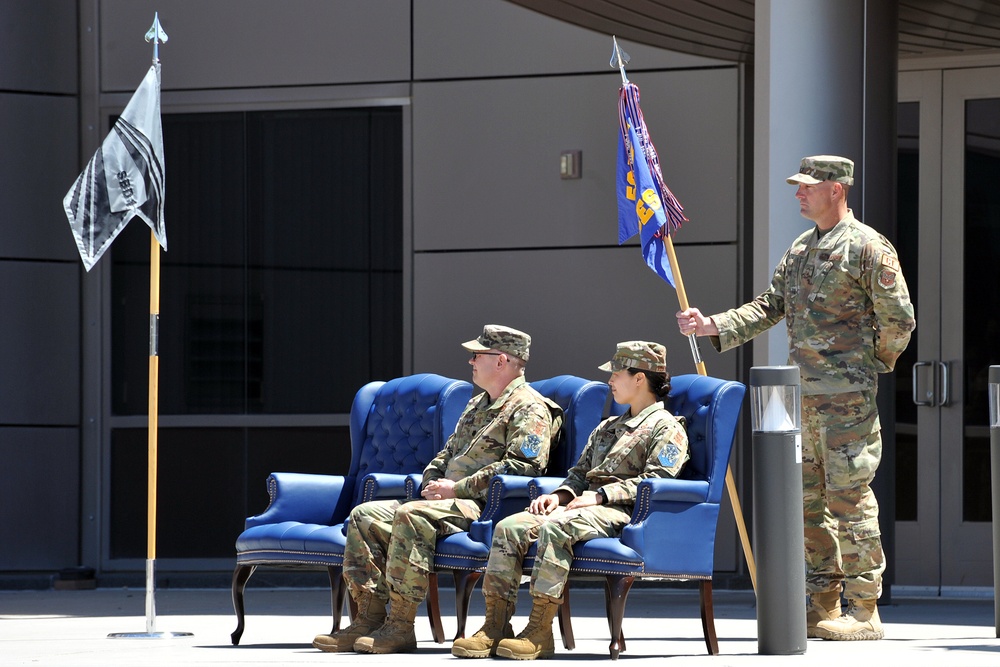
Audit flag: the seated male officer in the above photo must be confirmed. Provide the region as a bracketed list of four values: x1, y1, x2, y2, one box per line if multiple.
[313, 324, 563, 654]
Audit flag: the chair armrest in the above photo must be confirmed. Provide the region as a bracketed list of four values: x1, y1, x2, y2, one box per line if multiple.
[360, 473, 411, 502]
[404, 473, 426, 499]
[619, 478, 720, 575]
[641, 478, 711, 505]
[244, 472, 353, 529]
[468, 475, 535, 545]
[527, 477, 567, 499]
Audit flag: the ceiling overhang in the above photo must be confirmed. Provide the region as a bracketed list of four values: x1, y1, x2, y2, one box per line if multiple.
[507, 0, 1000, 62]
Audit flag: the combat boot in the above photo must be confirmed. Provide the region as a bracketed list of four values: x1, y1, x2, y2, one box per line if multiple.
[495, 594, 560, 660]
[312, 589, 387, 652]
[452, 595, 516, 658]
[815, 598, 884, 641]
[353, 592, 419, 654]
[806, 589, 842, 639]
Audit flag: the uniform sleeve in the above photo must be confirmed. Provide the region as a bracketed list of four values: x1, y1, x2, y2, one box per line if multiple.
[555, 420, 605, 498]
[600, 416, 689, 505]
[862, 239, 916, 372]
[421, 397, 478, 487]
[711, 251, 790, 352]
[453, 400, 558, 500]
[421, 437, 452, 486]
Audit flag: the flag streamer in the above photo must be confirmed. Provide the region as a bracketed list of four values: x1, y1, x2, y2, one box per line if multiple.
[618, 82, 687, 237]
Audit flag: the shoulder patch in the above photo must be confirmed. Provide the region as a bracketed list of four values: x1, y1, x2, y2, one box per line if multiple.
[658, 444, 681, 468]
[878, 268, 897, 289]
[520, 434, 542, 459]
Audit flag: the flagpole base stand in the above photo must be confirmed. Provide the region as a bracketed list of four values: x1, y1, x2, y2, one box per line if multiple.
[108, 631, 194, 639]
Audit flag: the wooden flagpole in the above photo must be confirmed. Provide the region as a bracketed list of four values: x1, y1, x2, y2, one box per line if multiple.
[109, 13, 190, 639]
[664, 233, 757, 590]
[613, 36, 756, 590]
[146, 230, 162, 633]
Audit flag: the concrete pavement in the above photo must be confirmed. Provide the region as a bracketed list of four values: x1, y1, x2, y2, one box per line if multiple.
[1, 586, 998, 666]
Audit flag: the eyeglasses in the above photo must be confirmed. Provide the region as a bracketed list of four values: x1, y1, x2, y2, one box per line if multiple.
[471, 352, 503, 361]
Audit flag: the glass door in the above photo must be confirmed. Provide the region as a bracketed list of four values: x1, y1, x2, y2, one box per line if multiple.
[895, 67, 1000, 590]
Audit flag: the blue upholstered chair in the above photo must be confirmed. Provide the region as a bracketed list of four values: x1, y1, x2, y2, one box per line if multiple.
[230, 373, 472, 645]
[425, 375, 610, 640]
[525, 373, 746, 659]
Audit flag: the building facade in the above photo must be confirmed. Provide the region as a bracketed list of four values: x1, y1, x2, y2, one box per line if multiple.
[1, 0, 997, 594]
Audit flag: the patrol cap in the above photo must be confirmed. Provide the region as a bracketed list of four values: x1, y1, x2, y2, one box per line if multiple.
[786, 155, 855, 186]
[598, 341, 667, 374]
[462, 324, 531, 362]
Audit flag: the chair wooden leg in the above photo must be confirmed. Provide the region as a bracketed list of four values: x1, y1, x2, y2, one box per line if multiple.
[557, 584, 575, 650]
[426, 572, 446, 643]
[699, 580, 720, 655]
[605, 575, 634, 660]
[452, 569, 483, 640]
[327, 566, 345, 635]
[601, 578, 628, 654]
[230, 564, 256, 646]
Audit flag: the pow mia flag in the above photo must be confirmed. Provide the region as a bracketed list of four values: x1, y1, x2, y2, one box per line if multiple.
[64, 63, 166, 271]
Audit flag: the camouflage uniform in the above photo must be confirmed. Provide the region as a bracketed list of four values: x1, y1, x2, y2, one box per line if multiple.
[709, 158, 914, 603]
[480, 342, 688, 603]
[344, 375, 563, 605]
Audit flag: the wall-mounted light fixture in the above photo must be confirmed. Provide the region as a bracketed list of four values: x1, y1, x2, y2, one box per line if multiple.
[560, 150, 582, 179]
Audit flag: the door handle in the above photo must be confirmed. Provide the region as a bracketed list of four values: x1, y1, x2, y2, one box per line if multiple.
[938, 361, 949, 407]
[912, 361, 935, 406]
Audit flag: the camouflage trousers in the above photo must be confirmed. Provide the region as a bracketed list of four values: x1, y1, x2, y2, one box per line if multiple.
[343, 497, 482, 604]
[802, 391, 884, 601]
[481, 505, 632, 602]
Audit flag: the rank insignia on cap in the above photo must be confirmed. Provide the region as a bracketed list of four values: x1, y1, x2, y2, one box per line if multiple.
[521, 434, 542, 459]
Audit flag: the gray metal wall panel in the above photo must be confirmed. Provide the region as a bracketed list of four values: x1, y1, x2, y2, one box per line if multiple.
[0, 0, 77, 94]
[0, 427, 79, 569]
[99, 0, 411, 91]
[412, 69, 738, 252]
[0, 93, 81, 261]
[414, 0, 724, 79]
[413, 244, 738, 384]
[0, 262, 80, 425]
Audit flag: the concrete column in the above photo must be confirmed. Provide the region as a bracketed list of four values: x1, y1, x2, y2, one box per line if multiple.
[754, 0, 900, 601]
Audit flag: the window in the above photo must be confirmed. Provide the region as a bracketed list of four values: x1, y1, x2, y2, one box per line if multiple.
[111, 107, 403, 416]
[108, 107, 402, 559]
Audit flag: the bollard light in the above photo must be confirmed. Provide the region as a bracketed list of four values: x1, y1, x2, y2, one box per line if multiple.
[750, 366, 806, 655]
[751, 373, 801, 433]
[989, 366, 1000, 637]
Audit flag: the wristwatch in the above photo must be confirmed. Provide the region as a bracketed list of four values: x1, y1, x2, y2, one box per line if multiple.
[597, 488, 609, 505]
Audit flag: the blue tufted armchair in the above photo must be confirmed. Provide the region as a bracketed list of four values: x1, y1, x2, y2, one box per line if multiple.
[424, 375, 611, 641]
[524, 373, 746, 659]
[230, 373, 471, 645]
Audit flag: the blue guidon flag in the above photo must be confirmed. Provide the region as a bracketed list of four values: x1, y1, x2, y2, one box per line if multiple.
[616, 81, 686, 287]
[64, 63, 166, 271]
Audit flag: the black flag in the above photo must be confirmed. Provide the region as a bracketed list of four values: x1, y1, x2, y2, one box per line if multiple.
[64, 63, 166, 271]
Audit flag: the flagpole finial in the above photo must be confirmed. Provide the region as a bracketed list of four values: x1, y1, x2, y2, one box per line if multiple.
[610, 36, 630, 85]
[145, 12, 168, 63]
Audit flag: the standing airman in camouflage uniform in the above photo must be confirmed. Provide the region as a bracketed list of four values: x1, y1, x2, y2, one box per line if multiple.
[312, 325, 563, 654]
[451, 341, 688, 660]
[677, 156, 915, 641]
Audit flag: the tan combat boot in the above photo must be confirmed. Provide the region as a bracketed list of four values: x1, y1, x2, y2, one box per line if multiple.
[312, 589, 387, 652]
[452, 595, 516, 658]
[353, 593, 419, 654]
[494, 595, 560, 660]
[815, 598, 884, 641]
[806, 589, 842, 639]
